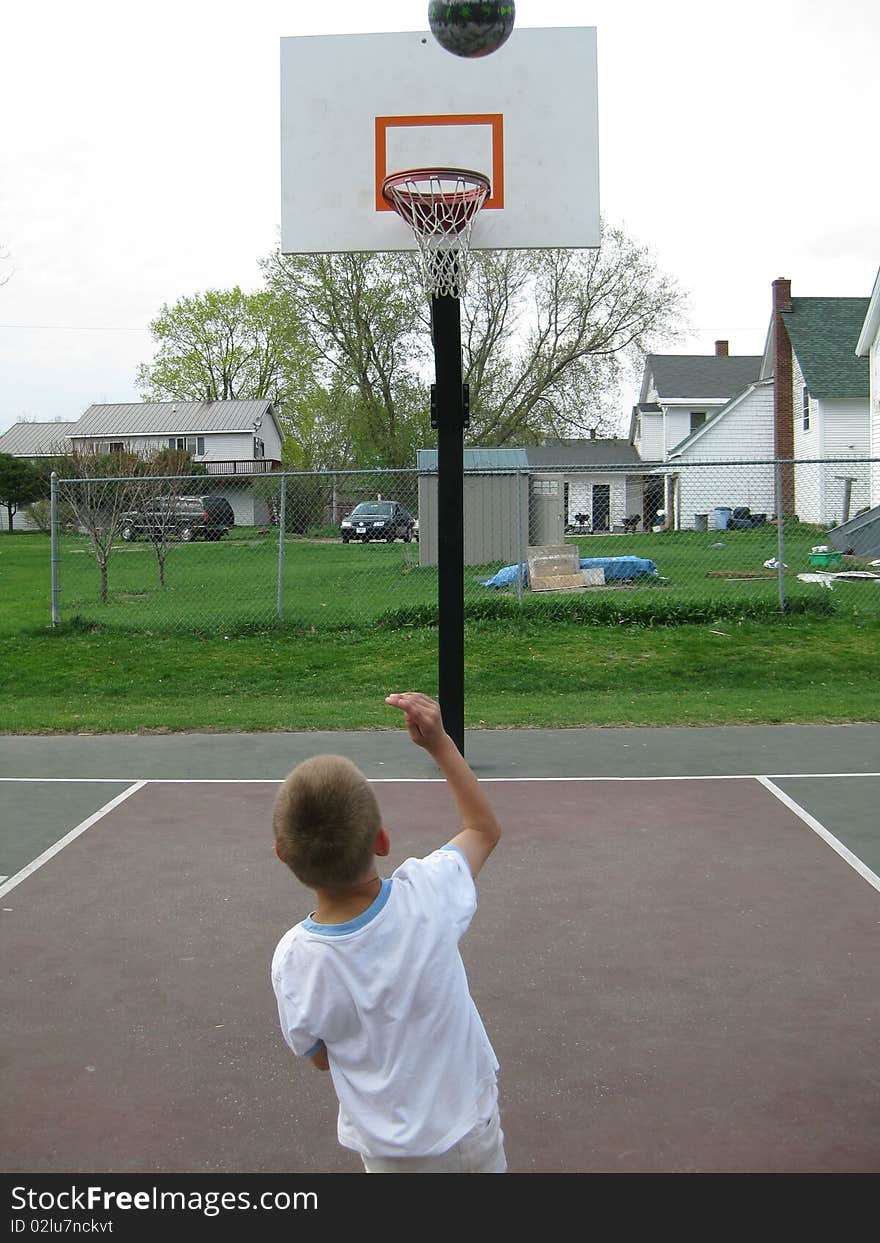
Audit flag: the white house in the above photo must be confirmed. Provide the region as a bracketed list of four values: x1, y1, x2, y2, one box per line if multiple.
[67, 400, 284, 527]
[667, 379, 776, 529]
[630, 342, 763, 463]
[526, 441, 644, 536]
[0, 399, 285, 529]
[855, 266, 880, 506]
[761, 279, 870, 524]
[629, 342, 763, 529]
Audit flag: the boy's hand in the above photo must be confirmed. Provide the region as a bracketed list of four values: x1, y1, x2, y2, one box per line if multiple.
[385, 692, 450, 753]
[386, 691, 501, 879]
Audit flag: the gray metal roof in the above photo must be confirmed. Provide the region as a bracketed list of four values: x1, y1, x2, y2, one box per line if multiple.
[417, 441, 642, 471]
[643, 355, 762, 401]
[0, 420, 74, 456]
[527, 440, 642, 468]
[71, 400, 277, 438]
[417, 448, 528, 471]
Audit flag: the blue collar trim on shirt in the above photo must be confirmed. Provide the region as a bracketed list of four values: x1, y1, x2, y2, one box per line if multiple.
[302, 878, 392, 937]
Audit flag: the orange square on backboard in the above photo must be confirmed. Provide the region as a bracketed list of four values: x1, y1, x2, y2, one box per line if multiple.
[375, 114, 505, 212]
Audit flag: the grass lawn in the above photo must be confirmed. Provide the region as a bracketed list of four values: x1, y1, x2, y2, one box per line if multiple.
[1, 531, 877, 732]
[15, 521, 880, 631]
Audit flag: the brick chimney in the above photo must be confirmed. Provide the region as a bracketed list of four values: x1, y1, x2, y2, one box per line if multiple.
[714, 339, 729, 356]
[772, 277, 795, 513]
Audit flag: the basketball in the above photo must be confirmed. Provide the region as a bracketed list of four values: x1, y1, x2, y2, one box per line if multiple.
[428, 1, 516, 59]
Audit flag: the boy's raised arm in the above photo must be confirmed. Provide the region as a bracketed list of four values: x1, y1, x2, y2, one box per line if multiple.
[385, 692, 501, 878]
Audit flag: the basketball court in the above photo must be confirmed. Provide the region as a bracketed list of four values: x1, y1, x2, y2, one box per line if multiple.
[4, 14, 877, 1181]
[2, 725, 878, 1174]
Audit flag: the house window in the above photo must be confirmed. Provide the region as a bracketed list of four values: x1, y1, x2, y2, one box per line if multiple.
[531, 480, 558, 495]
[689, 412, 707, 434]
[108, 442, 124, 454]
[254, 437, 265, 459]
[802, 389, 810, 431]
[168, 436, 205, 455]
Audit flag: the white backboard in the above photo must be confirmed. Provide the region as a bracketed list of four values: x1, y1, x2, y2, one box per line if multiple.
[280, 28, 600, 254]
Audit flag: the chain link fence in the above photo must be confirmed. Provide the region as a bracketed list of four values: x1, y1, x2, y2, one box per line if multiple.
[48, 458, 879, 632]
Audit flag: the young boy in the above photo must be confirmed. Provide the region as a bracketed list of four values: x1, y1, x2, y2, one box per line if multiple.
[271, 691, 505, 1173]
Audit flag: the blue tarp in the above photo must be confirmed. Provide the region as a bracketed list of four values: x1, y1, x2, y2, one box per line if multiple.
[482, 556, 657, 588]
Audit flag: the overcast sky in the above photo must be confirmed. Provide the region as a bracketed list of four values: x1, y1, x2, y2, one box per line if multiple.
[1, 0, 877, 437]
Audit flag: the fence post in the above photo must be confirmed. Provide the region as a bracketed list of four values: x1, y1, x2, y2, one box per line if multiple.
[774, 459, 786, 613]
[516, 469, 525, 607]
[276, 473, 287, 622]
[50, 471, 60, 626]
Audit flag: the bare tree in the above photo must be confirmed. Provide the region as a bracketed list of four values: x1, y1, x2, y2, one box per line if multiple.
[52, 445, 143, 604]
[123, 450, 202, 587]
[459, 231, 686, 444]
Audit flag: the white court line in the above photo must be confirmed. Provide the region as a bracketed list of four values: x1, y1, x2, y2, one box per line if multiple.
[1, 773, 879, 784]
[0, 781, 146, 900]
[757, 777, 880, 894]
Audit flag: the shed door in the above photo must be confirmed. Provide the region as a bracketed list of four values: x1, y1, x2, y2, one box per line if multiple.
[530, 478, 564, 546]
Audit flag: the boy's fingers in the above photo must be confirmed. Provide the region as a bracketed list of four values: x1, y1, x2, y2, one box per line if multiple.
[385, 691, 436, 712]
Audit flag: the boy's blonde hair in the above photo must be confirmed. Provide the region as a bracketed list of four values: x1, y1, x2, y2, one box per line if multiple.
[273, 754, 381, 888]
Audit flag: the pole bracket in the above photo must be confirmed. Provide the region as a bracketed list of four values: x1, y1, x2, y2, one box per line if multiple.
[430, 383, 470, 431]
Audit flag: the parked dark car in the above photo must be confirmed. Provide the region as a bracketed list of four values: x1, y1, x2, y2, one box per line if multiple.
[340, 501, 416, 543]
[120, 495, 235, 542]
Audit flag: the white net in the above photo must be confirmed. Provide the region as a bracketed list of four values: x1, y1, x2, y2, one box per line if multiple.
[382, 168, 490, 299]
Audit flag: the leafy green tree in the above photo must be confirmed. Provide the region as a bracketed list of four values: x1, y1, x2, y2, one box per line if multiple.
[264, 252, 430, 467]
[137, 287, 308, 403]
[0, 453, 45, 532]
[140, 222, 683, 471]
[264, 224, 683, 458]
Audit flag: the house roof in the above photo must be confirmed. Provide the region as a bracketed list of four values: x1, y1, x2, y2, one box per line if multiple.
[781, 297, 870, 398]
[417, 440, 642, 472]
[527, 440, 642, 467]
[0, 420, 73, 456]
[417, 448, 528, 471]
[71, 400, 277, 438]
[641, 354, 762, 402]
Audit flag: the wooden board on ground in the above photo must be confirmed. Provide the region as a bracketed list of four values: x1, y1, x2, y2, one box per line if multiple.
[527, 545, 584, 593]
[705, 570, 786, 579]
[531, 573, 586, 593]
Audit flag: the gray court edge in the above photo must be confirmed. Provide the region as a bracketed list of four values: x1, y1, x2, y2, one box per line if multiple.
[1, 723, 878, 781]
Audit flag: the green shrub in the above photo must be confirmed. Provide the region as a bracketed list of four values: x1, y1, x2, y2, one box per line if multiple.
[372, 593, 836, 631]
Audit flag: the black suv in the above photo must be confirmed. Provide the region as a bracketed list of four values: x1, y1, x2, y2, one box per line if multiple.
[340, 501, 416, 543]
[120, 495, 235, 542]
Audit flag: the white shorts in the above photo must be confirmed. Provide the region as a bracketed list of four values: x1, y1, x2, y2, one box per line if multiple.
[361, 1090, 507, 1174]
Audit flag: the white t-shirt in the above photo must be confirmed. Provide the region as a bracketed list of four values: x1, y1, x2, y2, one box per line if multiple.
[271, 844, 499, 1158]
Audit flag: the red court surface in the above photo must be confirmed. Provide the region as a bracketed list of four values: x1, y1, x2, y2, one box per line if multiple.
[2, 775, 878, 1174]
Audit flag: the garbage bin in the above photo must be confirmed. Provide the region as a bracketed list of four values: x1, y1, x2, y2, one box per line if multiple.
[694, 513, 708, 531]
[714, 507, 732, 530]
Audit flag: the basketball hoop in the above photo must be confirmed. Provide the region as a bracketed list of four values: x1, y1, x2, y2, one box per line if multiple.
[381, 167, 490, 299]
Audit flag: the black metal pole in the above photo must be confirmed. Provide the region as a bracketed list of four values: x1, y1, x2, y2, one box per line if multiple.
[431, 291, 465, 755]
